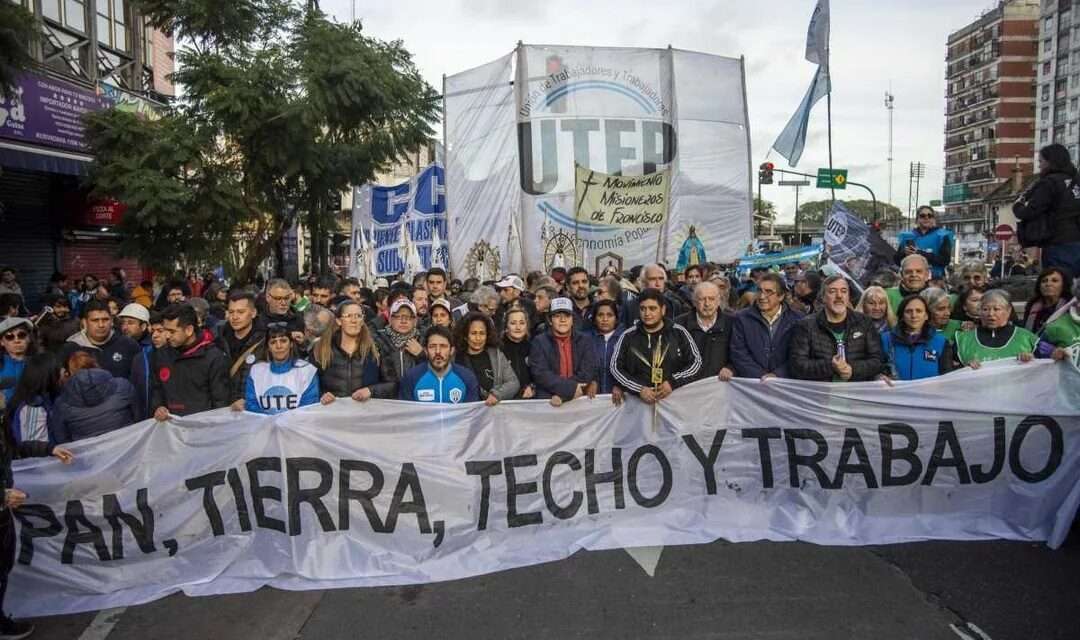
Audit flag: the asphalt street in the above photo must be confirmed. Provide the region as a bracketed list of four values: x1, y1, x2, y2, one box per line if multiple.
[24, 532, 1079, 640]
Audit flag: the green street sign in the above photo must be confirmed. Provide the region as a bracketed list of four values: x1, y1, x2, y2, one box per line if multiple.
[929, 199, 942, 207]
[816, 168, 848, 189]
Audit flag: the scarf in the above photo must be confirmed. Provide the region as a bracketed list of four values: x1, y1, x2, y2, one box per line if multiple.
[382, 326, 418, 351]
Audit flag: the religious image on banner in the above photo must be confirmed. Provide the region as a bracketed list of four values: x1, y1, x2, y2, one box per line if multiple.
[675, 225, 706, 272]
[350, 163, 447, 279]
[445, 45, 753, 276]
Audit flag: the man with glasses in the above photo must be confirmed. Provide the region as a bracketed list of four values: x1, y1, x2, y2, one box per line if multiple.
[895, 205, 954, 280]
[729, 273, 802, 380]
[264, 278, 305, 345]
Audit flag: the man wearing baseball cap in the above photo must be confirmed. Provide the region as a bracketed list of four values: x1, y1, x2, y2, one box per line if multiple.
[494, 274, 535, 329]
[528, 297, 599, 406]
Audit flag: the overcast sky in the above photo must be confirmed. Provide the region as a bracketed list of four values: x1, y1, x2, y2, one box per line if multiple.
[321, 0, 1003, 224]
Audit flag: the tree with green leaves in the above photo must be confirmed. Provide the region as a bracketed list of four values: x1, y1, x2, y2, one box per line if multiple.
[84, 0, 440, 282]
[795, 199, 904, 227]
[0, 2, 36, 100]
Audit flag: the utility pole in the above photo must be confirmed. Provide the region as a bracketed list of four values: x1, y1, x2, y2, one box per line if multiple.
[885, 90, 894, 226]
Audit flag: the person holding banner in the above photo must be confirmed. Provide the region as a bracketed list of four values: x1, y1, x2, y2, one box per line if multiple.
[676, 281, 734, 382]
[728, 273, 802, 380]
[1039, 288, 1079, 362]
[151, 305, 231, 420]
[452, 312, 519, 406]
[611, 289, 702, 404]
[789, 275, 884, 382]
[398, 326, 480, 404]
[955, 289, 1039, 369]
[529, 298, 599, 407]
[244, 323, 320, 415]
[313, 301, 394, 404]
[880, 296, 955, 381]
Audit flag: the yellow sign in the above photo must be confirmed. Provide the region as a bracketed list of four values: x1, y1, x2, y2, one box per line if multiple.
[574, 165, 670, 228]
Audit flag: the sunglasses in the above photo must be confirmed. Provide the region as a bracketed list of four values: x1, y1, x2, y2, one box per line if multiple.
[2, 330, 29, 341]
[917, 213, 935, 219]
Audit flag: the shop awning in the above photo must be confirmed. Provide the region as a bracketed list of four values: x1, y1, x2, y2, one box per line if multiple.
[0, 140, 92, 176]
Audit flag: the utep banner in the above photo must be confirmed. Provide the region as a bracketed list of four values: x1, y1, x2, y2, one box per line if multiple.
[445, 45, 753, 277]
[10, 361, 1080, 617]
[350, 163, 448, 278]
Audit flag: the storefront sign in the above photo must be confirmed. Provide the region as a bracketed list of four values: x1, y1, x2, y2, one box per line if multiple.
[0, 73, 112, 152]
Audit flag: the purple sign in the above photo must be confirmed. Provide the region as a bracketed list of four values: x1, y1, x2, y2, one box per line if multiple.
[0, 73, 113, 153]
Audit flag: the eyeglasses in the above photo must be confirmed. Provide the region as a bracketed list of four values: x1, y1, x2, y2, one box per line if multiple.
[758, 289, 781, 298]
[2, 330, 29, 341]
[917, 213, 935, 219]
[268, 294, 291, 303]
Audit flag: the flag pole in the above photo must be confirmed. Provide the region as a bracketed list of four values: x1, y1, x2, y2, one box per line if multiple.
[826, 63, 834, 204]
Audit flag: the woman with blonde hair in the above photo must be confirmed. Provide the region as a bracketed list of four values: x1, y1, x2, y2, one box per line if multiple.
[312, 301, 394, 404]
[855, 286, 895, 333]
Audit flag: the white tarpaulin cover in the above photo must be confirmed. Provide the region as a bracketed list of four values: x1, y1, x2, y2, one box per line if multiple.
[445, 45, 752, 277]
[9, 360, 1080, 617]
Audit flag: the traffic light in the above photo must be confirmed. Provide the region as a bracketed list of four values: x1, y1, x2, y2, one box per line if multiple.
[759, 162, 775, 185]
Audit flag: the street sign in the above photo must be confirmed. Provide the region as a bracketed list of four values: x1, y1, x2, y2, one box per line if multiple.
[994, 224, 1014, 241]
[778, 180, 811, 187]
[816, 168, 848, 189]
[929, 199, 942, 207]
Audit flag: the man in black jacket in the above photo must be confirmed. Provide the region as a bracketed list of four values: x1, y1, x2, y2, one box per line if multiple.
[60, 298, 141, 379]
[217, 290, 265, 407]
[152, 304, 230, 419]
[1013, 143, 1080, 278]
[612, 288, 702, 404]
[676, 281, 734, 381]
[789, 275, 884, 382]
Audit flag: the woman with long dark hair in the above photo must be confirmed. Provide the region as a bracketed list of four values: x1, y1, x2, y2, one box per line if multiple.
[1023, 267, 1072, 334]
[1013, 143, 1080, 277]
[0, 353, 73, 638]
[3, 352, 61, 445]
[453, 311, 519, 406]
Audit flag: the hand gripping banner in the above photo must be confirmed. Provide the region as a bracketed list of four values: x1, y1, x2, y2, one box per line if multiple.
[9, 360, 1080, 617]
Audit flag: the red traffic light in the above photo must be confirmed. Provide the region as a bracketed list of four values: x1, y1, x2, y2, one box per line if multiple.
[760, 162, 775, 171]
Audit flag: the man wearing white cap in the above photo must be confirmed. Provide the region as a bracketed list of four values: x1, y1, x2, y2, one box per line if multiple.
[528, 297, 599, 406]
[495, 274, 535, 329]
[118, 303, 151, 346]
[370, 298, 426, 398]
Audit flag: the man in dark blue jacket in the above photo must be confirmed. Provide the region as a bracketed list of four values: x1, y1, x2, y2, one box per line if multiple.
[529, 298, 599, 406]
[60, 299, 141, 380]
[729, 273, 802, 379]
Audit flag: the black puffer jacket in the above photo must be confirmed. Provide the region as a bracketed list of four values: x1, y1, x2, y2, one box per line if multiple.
[50, 368, 135, 442]
[370, 331, 425, 398]
[1013, 170, 1080, 246]
[788, 310, 883, 382]
[316, 338, 397, 399]
[150, 335, 231, 416]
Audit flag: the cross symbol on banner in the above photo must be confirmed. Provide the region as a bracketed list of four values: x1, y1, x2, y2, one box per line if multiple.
[429, 170, 446, 210]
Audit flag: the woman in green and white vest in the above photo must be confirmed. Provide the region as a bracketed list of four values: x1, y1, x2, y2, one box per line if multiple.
[955, 289, 1038, 369]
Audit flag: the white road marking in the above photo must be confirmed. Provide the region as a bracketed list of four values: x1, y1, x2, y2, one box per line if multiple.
[76, 607, 127, 640]
[623, 545, 664, 577]
[949, 622, 994, 640]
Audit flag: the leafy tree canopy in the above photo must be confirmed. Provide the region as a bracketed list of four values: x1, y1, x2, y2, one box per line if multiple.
[795, 199, 904, 226]
[0, 2, 36, 100]
[85, 0, 440, 281]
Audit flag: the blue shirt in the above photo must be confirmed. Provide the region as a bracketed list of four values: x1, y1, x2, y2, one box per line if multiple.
[398, 362, 480, 404]
[896, 227, 954, 278]
[1, 354, 26, 405]
[244, 359, 320, 414]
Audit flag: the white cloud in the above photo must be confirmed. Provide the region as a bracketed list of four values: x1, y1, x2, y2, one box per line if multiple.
[324, 0, 1000, 224]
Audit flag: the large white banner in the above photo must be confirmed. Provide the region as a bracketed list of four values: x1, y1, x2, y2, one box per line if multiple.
[9, 361, 1080, 617]
[445, 45, 753, 277]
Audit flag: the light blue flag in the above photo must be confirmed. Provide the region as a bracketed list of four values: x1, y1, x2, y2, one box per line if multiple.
[771, 64, 829, 167]
[805, 0, 830, 66]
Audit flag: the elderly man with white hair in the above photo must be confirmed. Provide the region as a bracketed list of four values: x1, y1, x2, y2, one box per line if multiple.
[620, 263, 687, 327]
[675, 280, 734, 381]
[886, 253, 947, 316]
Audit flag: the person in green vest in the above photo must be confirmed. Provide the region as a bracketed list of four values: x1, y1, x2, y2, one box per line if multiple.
[955, 289, 1039, 368]
[1039, 293, 1080, 363]
[886, 254, 955, 316]
[921, 287, 964, 343]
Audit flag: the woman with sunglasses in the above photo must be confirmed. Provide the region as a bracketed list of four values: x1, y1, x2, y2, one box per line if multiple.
[242, 322, 319, 415]
[0, 318, 36, 408]
[312, 301, 393, 404]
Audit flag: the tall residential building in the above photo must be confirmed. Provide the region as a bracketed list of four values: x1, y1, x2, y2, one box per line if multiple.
[942, 0, 1039, 255]
[1, 0, 176, 305]
[1036, 1, 1080, 159]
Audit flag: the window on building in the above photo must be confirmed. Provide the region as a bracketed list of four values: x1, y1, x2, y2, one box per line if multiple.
[1046, 17, 1054, 31]
[41, 0, 60, 21]
[1041, 129, 1049, 143]
[1045, 38, 1053, 53]
[1043, 83, 1051, 100]
[1043, 106, 1051, 121]
[1072, 97, 1079, 111]
[144, 17, 155, 66]
[96, 0, 129, 52]
[63, 0, 86, 32]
